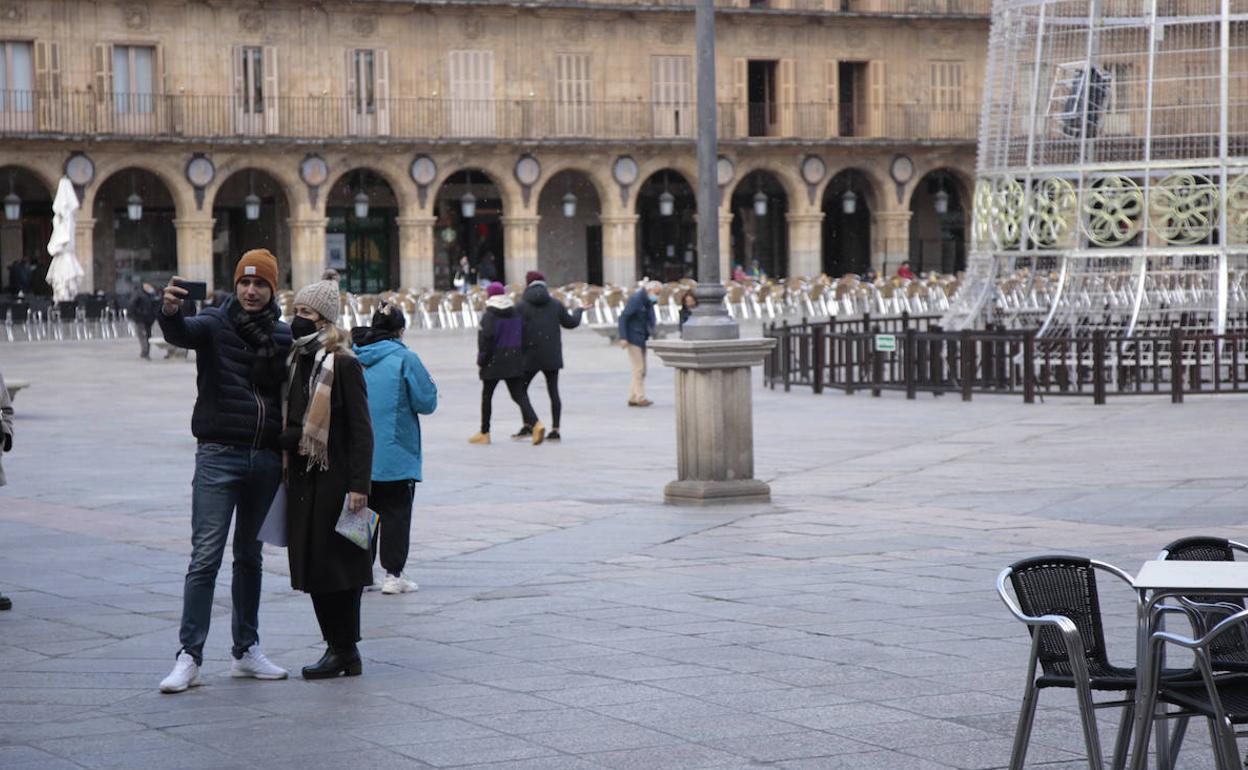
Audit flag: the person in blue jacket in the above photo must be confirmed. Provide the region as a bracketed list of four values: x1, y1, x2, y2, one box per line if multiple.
[617, 281, 661, 407]
[352, 302, 437, 595]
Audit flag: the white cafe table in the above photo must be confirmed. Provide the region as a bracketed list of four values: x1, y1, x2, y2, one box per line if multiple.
[1128, 561, 1248, 770]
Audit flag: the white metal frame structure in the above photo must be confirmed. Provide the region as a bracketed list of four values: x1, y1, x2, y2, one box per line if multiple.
[947, 0, 1248, 336]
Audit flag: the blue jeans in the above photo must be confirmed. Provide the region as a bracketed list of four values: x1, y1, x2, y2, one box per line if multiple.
[178, 443, 282, 665]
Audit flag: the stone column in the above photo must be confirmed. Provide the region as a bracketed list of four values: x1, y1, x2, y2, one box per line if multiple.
[872, 211, 912, 276]
[502, 215, 540, 285]
[173, 217, 215, 287]
[600, 214, 638, 287]
[289, 217, 327, 291]
[786, 211, 824, 278]
[718, 213, 733, 280]
[397, 215, 436, 290]
[74, 217, 96, 293]
[648, 338, 777, 504]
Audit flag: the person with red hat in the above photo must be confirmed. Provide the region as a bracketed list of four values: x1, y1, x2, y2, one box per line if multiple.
[155, 249, 293, 693]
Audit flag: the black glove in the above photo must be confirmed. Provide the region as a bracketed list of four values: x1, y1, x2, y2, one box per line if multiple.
[278, 427, 302, 451]
[2, 432, 10, 452]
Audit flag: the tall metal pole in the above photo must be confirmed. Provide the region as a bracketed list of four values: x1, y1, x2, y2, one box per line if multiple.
[682, 0, 738, 341]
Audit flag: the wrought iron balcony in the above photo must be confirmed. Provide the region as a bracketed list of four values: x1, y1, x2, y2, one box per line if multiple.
[0, 91, 979, 144]
[417, 0, 991, 17]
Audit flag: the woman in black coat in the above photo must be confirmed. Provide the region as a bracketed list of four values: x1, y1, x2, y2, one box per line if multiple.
[469, 283, 541, 445]
[282, 281, 374, 679]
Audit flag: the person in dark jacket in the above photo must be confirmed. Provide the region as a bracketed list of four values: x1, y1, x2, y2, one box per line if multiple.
[617, 281, 661, 407]
[156, 249, 292, 694]
[470, 282, 542, 445]
[678, 289, 698, 328]
[128, 279, 160, 359]
[515, 271, 590, 442]
[281, 280, 375, 679]
[353, 303, 437, 595]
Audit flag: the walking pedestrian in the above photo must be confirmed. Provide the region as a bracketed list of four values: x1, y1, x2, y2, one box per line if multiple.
[618, 281, 660, 407]
[353, 302, 437, 595]
[0, 368, 10, 611]
[281, 280, 375, 679]
[453, 256, 475, 294]
[469, 282, 543, 445]
[517, 271, 589, 442]
[128, 279, 160, 359]
[155, 249, 292, 693]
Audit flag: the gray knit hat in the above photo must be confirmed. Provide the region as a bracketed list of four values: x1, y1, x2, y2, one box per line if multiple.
[293, 280, 340, 324]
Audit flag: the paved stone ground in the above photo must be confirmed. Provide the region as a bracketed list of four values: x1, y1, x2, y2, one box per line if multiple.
[0, 324, 1243, 769]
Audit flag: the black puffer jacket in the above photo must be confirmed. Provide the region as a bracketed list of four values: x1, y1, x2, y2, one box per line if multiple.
[517, 282, 583, 372]
[157, 295, 292, 449]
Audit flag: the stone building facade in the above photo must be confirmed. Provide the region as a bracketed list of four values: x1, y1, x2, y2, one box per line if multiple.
[0, 0, 986, 294]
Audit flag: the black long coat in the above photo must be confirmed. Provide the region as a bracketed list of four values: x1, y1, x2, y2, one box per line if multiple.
[517, 283, 583, 373]
[285, 350, 375, 594]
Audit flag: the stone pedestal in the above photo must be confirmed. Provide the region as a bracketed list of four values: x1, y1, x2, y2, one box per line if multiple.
[648, 337, 777, 505]
[397, 215, 436, 290]
[600, 214, 639, 287]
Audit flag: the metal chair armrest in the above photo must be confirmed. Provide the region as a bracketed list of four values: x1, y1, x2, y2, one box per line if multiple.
[1151, 606, 1248, 649]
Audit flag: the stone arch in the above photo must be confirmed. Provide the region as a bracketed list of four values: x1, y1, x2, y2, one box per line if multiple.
[903, 164, 973, 211]
[84, 157, 192, 221]
[628, 157, 698, 212]
[0, 162, 57, 201]
[536, 169, 605, 285]
[322, 163, 411, 218]
[432, 168, 508, 288]
[435, 159, 522, 214]
[821, 168, 880, 277]
[209, 167, 296, 290]
[535, 164, 609, 214]
[907, 167, 969, 275]
[204, 155, 302, 215]
[91, 166, 182, 292]
[729, 169, 791, 279]
[818, 165, 886, 215]
[0, 164, 57, 296]
[636, 168, 698, 281]
[723, 162, 802, 211]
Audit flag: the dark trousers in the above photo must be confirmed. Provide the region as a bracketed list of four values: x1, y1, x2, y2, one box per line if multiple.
[371, 479, 414, 576]
[481, 377, 537, 433]
[135, 321, 152, 358]
[310, 588, 362, 649]
[525, 369, 562, 429]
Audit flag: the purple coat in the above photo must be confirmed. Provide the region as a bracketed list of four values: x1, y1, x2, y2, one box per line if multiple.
[478, 305, 525, 380]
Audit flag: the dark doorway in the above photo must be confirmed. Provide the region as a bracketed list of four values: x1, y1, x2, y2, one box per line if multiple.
[822, 170, 873, 277]
[433, 170, 505, 289]
[636, 171, 697, 282]
[586, 225, 603, 286]
[327, 170, 399, 294]
[748, 61, 778, 137]
[730, 171, 789, 279]
[839, 62, 867, 137]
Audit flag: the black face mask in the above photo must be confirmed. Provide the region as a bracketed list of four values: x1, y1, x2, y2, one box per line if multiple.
[290, 316, 318, 339]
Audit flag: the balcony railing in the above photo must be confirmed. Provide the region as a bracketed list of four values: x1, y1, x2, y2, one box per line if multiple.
[0, 91, 979, 143]
[420, 0, 992, 16]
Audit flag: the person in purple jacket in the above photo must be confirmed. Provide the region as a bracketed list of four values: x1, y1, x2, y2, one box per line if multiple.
[469, 283, 544, 445]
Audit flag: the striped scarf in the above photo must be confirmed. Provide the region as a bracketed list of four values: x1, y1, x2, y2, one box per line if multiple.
[287, 332, 335, 472]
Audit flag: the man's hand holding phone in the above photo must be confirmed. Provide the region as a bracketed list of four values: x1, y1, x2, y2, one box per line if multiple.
[163, 277, 207, 316]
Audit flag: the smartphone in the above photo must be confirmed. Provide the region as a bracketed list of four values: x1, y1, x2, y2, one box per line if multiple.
[173, 280, 207, 301]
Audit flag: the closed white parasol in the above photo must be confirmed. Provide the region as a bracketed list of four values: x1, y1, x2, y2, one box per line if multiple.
[46, 176, 84, 302]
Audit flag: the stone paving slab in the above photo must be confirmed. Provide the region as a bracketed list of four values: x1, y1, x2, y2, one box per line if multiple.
[0, 327, 1242, 769]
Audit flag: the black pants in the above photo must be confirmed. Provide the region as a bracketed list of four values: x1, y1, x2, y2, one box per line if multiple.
[481, 377, 537, 433]
[370, 479, 414, 576]
[310, 588, 362, 649]
[135, 321, 152, 358]
[525, 370, 562, 429]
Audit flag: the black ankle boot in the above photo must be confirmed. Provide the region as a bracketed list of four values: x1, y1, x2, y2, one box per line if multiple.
[301, 645, 362, 679]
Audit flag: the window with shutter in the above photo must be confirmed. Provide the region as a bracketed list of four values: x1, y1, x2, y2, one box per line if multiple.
[449, 49, 494, 137]
[1, 41, 34, 118]
[234, 46, 264, 135]
[111, 45, 157, 133]
[555, 53, 591, 137]
[651, 55, 691, 138]
[347, 48, 381, 136]
[34, 40, 60, 130]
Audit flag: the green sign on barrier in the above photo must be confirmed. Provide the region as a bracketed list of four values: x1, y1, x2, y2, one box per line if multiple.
[875, 334, 897, 352]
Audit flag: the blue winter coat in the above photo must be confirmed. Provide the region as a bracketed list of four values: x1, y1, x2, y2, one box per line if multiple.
[617, 289, 656, 349]
[157, 295, 292, 449]
[353, 338, 438, 482]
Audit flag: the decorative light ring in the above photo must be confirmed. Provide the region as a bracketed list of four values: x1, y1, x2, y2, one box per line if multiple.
[971, 178, 993, 247]
[1149, 172, 1218, 245]
[1224, 174, 1248, 245]
[1027, 176, 1077, 248]
[1082, 175, 1143, 247]
[990, 177, 1024, 249]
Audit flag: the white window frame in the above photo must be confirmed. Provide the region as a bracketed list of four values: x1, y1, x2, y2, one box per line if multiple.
[651, 55, 692, 138]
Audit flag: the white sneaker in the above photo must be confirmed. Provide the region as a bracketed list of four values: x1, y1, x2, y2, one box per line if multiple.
[231, 646, 288, 680]
[160, 652, 203, 693]
[381, 573, 419, 594]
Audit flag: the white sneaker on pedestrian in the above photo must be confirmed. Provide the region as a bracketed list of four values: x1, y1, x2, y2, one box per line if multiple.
[231, 646, 288, 680]
[159, 652, 203, 693]
[381, 573, 419, 594]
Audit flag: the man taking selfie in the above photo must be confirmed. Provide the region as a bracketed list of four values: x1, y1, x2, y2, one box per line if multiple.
[156, 249, 292, 693]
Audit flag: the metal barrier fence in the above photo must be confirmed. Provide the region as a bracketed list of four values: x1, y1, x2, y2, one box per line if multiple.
[763, 315, 1248, 403]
